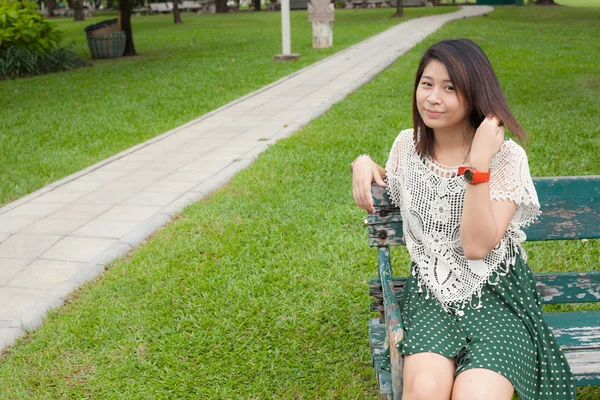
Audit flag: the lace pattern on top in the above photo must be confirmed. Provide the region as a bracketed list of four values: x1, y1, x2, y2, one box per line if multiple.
[385, 129, 541, 315]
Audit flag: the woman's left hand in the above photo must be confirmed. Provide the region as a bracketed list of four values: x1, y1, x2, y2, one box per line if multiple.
[470, 116, 505, 168]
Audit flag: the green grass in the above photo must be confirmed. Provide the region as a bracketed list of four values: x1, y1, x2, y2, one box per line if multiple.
[0, 7, 456, 207]
[555, 0, 600, 7]
[0, 5, 599, 399]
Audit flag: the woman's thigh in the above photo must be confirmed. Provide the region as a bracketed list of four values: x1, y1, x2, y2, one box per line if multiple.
[452, 368, 514, 400]
[403, 352, 456, 400]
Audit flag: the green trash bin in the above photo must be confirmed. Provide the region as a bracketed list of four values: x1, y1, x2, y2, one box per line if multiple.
[86, 31, 127, 59]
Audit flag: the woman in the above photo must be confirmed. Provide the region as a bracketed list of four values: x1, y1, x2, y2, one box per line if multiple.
[351, 39, 575, 400]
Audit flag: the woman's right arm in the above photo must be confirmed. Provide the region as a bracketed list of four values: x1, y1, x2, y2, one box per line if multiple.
[351, 156, 387, 214]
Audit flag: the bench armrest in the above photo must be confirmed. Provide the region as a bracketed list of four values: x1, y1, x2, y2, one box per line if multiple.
[378, 247, 404, 399]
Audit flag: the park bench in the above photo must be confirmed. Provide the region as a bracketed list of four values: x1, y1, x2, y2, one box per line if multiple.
[149, 3, 171, 13]
[350, 0, 366, 8]
[179, 0, 203, 12]
[367, 0, 392, 7]
[366, 176, 600, 399]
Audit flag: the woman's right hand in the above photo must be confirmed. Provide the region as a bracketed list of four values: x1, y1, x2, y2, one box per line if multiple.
[352, 156, 386, 214]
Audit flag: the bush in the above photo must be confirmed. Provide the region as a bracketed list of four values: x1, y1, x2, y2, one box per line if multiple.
[0, 0, 63, 53]
[0, 45, 91, 79]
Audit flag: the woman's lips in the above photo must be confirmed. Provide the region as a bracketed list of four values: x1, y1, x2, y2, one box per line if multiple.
[425, 109, 444, 117]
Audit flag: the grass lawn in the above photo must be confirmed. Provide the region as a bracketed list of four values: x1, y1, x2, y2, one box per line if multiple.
[0, 5, 599, 399]
[0, 7, 456, 207]
[555, 0, 600, 6]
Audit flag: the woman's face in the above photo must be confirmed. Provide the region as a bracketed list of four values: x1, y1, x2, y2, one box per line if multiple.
[416, 59, 470, 133]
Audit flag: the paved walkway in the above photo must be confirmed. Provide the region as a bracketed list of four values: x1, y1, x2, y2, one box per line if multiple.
[0, 6, 492, 349]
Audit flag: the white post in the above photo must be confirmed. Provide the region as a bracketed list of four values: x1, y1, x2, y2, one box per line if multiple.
[281, 0, 291, 55]
[274, 0, 300, 62]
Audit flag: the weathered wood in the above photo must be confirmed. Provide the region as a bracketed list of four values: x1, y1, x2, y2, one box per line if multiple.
[369, 319, 393, 398]
[368, 176, 600, 247]
[378, 248, 404, 399]
[370, 272, 600, 311]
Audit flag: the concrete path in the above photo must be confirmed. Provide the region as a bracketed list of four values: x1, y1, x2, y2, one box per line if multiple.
[0, 5, 492, 349]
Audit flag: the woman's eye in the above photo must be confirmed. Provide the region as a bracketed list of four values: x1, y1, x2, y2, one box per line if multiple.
[421, 81, 432, 87]
[445, 85, 455, 91]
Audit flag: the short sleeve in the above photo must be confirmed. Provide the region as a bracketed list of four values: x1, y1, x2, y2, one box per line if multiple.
[385, 129, 414, 209]
[489, 140, 541, 229]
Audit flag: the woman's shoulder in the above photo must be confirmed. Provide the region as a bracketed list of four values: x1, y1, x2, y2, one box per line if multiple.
[500, 138, 527, 156]
[392, 128, 415, 147]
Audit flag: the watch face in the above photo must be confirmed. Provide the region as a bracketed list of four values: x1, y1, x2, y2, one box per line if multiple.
[464, 169, 474, 183]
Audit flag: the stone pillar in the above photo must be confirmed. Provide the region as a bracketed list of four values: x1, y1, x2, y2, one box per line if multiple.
[308, 0, 334, 48]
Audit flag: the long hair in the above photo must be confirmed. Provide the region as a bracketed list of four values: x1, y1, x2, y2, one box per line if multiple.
[412, 39, 526, 158]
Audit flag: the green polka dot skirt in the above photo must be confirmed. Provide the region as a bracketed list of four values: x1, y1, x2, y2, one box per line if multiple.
[381, 254, 576, 399]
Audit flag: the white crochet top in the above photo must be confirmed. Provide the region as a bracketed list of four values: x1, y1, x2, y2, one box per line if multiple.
[385, 129, 540, 314]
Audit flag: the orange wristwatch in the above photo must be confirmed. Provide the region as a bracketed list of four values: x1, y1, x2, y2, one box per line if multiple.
[458, 166, 490, 184]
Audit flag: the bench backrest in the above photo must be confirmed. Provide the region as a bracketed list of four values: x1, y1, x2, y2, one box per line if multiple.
[368, 176, 600, 304]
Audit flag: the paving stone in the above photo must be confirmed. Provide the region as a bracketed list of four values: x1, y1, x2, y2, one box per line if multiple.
[20, 218, 88, 236]
[78, 169, 130, 182]
[0, 258, 32, 285]
[72, 219, 140, 239]
[28, 191, 86, 205]
[49, 203, 113, 220]
[122, 191, 184, 207]
[75, 190, 135, 205]
[0, 234, 61, 259]
[0, 217, 37, 234]
[0, 287, 50, 320]
[97, 205, 162, 222]
[7, 260, 84, 290]
[41, 237, 116, 263]
[0, 203, 65, 219]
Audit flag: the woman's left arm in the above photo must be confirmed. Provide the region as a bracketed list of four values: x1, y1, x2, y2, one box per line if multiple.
[460, 116, 517, 260]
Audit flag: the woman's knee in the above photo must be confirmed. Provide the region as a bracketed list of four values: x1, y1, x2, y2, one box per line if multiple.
[403, 373, 454, 400]
[403, 353, 455, 400]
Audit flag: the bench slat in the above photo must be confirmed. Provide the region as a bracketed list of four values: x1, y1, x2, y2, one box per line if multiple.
[369, 176, 600, 246]
[370, 271, 600, 310]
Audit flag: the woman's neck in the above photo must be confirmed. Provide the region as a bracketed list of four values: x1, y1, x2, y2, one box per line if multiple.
[431, 125, 474, 166]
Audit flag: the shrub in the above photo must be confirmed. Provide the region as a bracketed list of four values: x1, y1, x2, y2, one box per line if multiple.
[0, 0, 63, 53]
[0, 45, 91, 79]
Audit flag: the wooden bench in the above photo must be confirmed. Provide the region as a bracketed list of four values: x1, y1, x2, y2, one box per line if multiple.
[149, 3, 171, 13]
[367, 176, 600, 399]
[366, 0, 392, 7]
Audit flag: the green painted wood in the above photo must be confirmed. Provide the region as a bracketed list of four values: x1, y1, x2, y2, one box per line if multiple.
[369, 319, 393, 396]
[536, 272, 600, 304]
[544, 311, 600, 385]
[528, 176, 600, 241]
[370, 272, 600, 308]
[368, 176, 600, 247]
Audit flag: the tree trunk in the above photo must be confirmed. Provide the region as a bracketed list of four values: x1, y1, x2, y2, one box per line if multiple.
[173, 0, 183, 23]
[74, 0, 85, 20]
[119, 4, 137, 56]
[216, 0, 228, 12]
[393, 0, 403, 17]
[107, 0, 115, 9]
[535, 0, 558, 4]
[47, 0, 56, 17]
[253, 0, 261, 10]
[66, 0, 73, 8]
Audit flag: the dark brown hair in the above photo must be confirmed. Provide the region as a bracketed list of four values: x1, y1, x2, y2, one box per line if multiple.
[412, 38, 526, 158]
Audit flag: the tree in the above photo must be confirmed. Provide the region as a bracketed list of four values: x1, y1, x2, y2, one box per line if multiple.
[215, 0, 228, 12]
[73, 0, 85, 21]
[47, 0, 56, 17]
[535, 0, 557, 4]
[253, 0, 261, 10]
[393, 0, 403, 17]
[119, 0, 143, 56]
[173, 0, 183, 23]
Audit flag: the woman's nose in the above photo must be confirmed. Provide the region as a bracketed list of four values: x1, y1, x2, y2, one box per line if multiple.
[427, 89, 441, 104]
